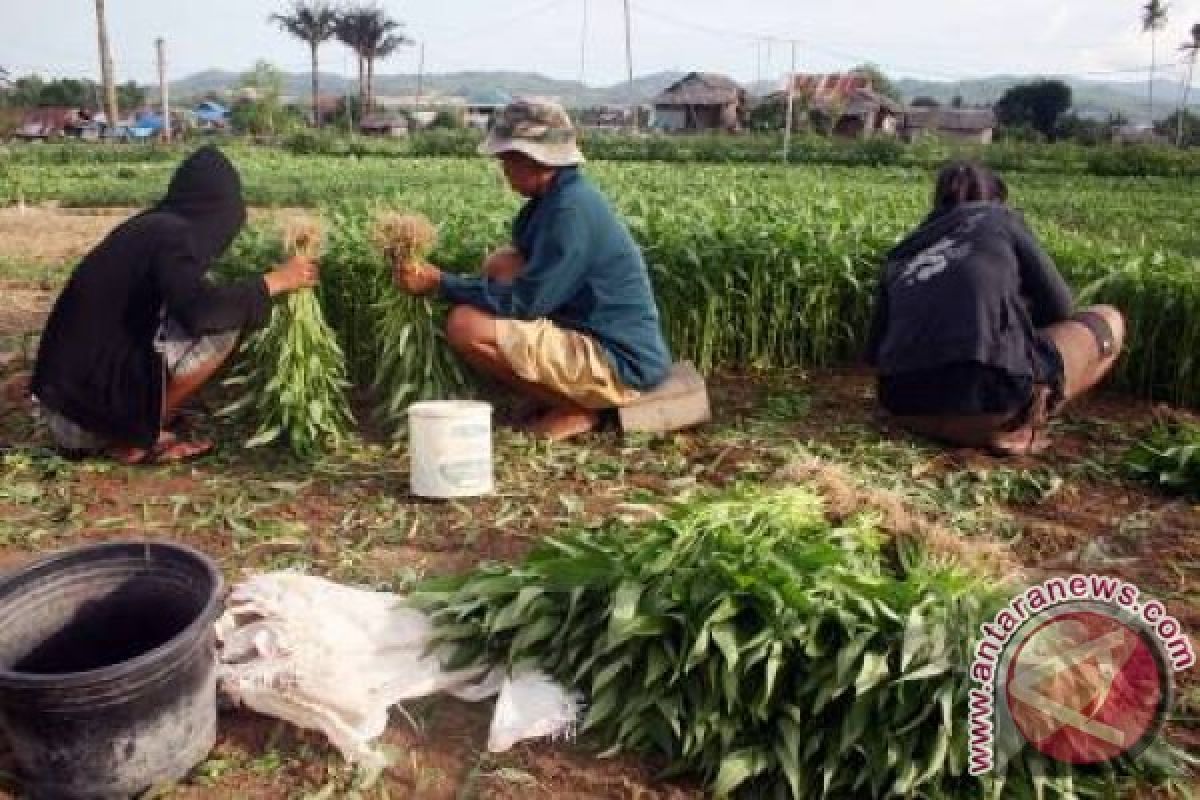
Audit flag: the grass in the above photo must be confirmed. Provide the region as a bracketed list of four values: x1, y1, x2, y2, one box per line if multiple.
[0, 365, 1196, 797]
[1, 147, 1198, 797]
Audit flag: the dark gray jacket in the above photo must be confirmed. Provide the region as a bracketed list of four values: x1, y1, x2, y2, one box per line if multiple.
[866, 203, 1073, 379]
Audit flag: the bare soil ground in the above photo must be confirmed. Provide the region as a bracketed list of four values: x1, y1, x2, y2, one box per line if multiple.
[0, 206, 131, 268]
[0, 206, 303, 273]
[0, 221, 1196, 798]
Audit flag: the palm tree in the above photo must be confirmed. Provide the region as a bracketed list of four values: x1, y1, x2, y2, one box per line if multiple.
[335, 8, 373, 118]
[357, 7, 412, 113]
[270, 2, 339, 128]
[94, 0, 119, 130]
[365, 30, 413, 113]
[1142, 0, 1170, 121]
[1178, 23, 1200, 145]
[336, 6, 412, 116]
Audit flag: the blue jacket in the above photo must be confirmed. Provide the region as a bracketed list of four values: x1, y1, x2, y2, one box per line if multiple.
[440, 168, 671, 390]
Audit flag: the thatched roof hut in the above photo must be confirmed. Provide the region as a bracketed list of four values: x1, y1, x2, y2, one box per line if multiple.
[653, 72, 747, 133]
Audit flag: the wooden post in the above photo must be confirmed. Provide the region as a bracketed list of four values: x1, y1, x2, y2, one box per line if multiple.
[783, 40, 796, 162]
[623, 0, 637, 131]
[415, 41, 425, 112]
[156, 38, 171, 143]
[95, 0, 120, 132]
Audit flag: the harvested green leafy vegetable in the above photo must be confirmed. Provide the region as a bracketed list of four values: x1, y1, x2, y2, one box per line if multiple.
[412, 486, 1192, 799]
[370, 211, 470, 433]
[221, 215, 354, 458]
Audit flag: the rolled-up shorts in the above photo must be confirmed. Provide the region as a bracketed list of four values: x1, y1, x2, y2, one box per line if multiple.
[37, 319, 240, 453]
[879, 310, 1116, 450]
[496, 318, 641, 410]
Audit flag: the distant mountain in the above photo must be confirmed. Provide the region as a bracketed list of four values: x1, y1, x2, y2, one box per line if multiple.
[895, 76, 1198, 123]
[167, 69, 687, 108]
[165, 68, 1197, 122]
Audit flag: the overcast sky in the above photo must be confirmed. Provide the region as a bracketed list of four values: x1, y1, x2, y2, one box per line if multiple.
[4, 0, 1200, 88]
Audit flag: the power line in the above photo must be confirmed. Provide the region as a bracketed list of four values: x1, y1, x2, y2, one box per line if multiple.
[417, 0, 572, 46]
[627, 0, 1193, 85]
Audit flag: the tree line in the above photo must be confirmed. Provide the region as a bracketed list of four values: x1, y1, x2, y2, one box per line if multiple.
[0, 76, 145, 112]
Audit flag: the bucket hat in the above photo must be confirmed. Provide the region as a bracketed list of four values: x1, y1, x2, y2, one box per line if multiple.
[479, 98, 585, 167]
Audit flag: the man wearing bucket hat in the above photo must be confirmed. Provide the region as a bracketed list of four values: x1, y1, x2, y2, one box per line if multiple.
[394, 99, 671, 441]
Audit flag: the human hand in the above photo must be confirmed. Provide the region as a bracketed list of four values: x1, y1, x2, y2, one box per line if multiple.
[263, 255, 320, 296]
[393, 259, 442, 296]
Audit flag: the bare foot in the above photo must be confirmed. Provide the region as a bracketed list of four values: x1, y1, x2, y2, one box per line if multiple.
[109, 432, 212, 465]
[528, 407, 599, 441]
[153, 439, 214, 462]
[988, 425, 1051, 456]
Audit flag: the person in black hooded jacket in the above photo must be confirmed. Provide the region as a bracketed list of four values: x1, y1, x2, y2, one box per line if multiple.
[866, 161, 1125, 455]
[32, 146, 317, 463]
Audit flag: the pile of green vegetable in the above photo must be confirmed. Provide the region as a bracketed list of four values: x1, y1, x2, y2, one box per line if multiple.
[215, 205, 477, 456]
[1124, 421, 1200, 497]
[370, 212, 471, 432]
[219, 216, 354, 458]
[411, 486, 1190, 798]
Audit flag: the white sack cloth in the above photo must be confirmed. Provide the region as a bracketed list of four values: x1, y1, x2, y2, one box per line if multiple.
[215, 572, 581, 768]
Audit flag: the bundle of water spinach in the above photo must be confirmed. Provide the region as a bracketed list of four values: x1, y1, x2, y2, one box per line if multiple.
[222, 215, 354, 458]
[411, 486, 1191, 799]
[370, 211, 470, 434]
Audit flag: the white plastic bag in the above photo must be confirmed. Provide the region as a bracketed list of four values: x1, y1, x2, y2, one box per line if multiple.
[215, 573, 581, 766]
[487, 670, 584, 753]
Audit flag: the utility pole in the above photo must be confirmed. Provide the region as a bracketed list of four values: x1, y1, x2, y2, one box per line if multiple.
[415, 41, 425, 111]
[623, 0, 637, 131]
[94, 0, 120, 132]
[579, 0, 589, 87]
[783, 40, 796, 162]
[156, 38, 171, 143]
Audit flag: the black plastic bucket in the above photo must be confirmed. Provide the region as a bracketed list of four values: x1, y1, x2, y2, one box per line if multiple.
[0, 542, 223, 799]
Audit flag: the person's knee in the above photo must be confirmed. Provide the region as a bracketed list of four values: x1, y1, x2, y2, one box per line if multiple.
[446, 305, 496, 357]
[482, 247, 524, 283]
[445, 306, 475, 351]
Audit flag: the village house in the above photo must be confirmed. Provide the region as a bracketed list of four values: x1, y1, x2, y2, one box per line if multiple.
[756, 72, 903, 138]
[461, 89, 515, 130]
[652, 72, 747, 133]
[1111, 124, 1167, 146]
[901, 108, 997, 144]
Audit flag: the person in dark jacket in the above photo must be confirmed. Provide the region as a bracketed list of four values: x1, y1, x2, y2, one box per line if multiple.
[866, 161, 1125, 454]
[393, 99, 671, 440]
[32, 146, 318, 463]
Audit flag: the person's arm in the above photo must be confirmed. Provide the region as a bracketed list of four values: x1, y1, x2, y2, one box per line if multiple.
[1011, 214, 1073, 327]
[439, 207, 590, 319]
[155, 236, 314, 336]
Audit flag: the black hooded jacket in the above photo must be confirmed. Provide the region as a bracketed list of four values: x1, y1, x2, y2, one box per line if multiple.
[865, 202, 1073, 380]
[32, 146, 271, 447]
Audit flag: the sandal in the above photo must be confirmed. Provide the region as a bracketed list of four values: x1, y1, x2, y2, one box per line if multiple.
[110, 432, 212, 465]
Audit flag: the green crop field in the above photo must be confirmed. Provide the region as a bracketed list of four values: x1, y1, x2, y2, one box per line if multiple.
[1, 144, 1198, 799]
[6, 148, 1194, 404]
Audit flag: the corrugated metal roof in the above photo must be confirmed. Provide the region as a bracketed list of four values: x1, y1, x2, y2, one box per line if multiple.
[904, 108, 996, 132]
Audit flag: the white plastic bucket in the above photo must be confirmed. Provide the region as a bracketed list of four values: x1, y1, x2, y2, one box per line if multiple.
[408, 401, 494, 498]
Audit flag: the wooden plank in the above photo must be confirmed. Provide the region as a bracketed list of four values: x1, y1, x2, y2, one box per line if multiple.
[618, 362, 711, 434]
